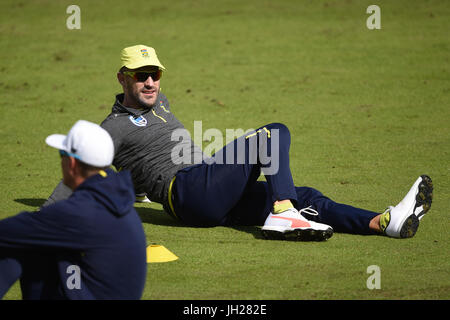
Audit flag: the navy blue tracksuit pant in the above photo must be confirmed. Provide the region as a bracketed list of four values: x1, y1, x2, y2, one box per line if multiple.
[171, 123, 379, 234]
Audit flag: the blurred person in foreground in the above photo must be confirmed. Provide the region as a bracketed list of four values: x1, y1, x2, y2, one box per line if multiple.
[0, 120, 146, 299]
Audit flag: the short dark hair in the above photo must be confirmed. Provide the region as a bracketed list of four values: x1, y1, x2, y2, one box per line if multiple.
[118, 66, 128, 74]
[77, 160, 110, 178]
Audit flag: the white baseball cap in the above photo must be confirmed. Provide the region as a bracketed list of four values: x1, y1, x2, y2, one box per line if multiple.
[45, 120, 114, 167]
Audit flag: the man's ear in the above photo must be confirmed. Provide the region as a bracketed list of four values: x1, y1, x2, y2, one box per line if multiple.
[117, 72, 126, 86]
[68, 157, 78, 173]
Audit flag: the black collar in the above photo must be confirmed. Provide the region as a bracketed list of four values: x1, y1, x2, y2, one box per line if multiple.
[113, 93, 154, 117]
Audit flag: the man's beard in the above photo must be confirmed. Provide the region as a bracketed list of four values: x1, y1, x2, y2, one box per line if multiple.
[137, 93, 157, 109]
[128, 87, 158, 109]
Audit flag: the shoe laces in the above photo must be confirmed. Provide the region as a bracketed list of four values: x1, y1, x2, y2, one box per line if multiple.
[274, 207, 307, 220]
[298, 205, 319, 216]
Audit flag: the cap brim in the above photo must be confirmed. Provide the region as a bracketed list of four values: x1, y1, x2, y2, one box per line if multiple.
[45, 134, 67, 151]
[122, 62, 166, 71]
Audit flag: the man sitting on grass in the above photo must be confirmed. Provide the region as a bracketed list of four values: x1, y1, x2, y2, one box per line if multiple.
[44, 45, 433, 242]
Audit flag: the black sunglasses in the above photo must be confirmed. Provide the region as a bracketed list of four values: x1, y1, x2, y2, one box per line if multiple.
[123, 70, 162, 82]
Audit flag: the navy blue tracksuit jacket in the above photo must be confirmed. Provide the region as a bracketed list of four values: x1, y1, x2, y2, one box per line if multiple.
[0, 169, 147, 299]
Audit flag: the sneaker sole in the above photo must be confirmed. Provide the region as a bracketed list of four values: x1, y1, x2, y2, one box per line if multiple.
[416, 175, 433, 219]
[261, 228, 333, 242]
[399, 175, 433, 238]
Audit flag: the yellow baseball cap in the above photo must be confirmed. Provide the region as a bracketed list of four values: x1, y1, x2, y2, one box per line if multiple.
[120, 45, 166, 71]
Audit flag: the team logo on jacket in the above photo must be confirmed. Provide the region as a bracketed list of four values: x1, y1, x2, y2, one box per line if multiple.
[129, 115, 147, 127]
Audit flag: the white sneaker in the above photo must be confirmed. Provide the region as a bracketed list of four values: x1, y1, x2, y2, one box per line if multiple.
[261, 207, 333, 241]
[381, 175, 433, 238]
[135, 193, 152, 203]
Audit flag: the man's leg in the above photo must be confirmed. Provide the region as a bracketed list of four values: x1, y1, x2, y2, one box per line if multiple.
[0, 251, 59, 300]
[225, 182, 378, 235]
[294, 187, 379, 235]
[216, 174, 433, 239]
[172, 123, 333, 241]
[171, 123, 298, 226]
[0, 256, 22, 298]
[295, 175, 433, 238]
[224, 181, 273, 226]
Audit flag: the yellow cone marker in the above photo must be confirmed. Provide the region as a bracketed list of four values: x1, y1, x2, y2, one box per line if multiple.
[146, 245, 178, 263]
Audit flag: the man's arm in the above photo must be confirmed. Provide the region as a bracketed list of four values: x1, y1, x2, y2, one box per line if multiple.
[0, 203, 88, 250]
[41, 180, 73, 207]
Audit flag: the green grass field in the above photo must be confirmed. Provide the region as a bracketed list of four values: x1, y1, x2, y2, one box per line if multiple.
[0, 0, 449, 300]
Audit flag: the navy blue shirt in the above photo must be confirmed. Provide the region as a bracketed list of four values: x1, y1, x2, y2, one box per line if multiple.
[0, 169, 147, 299]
